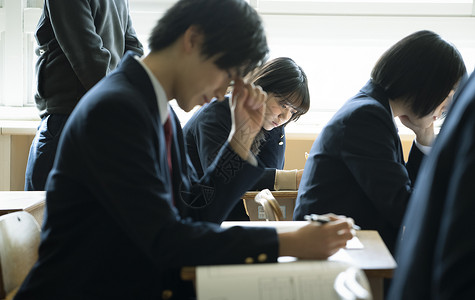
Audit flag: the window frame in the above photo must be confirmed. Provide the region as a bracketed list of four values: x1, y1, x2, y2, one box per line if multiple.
[253, 0, 475, 16]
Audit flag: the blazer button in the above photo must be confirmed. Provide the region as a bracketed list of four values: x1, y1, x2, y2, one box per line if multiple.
[258, 253, 268, 262]
[162, 289, 173, 300]
[244, 257, 254, 264]
[278, 141, 284, 146]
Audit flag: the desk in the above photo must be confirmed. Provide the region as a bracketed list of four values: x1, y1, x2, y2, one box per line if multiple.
[182, 228, 395, 300]
[0, 191, 46, 226]
[329, 230, 395, 299]
[242, 191, 298, 221]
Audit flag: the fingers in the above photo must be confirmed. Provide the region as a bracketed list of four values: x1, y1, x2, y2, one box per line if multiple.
[231, 79, 247, 111]
[249, 85, 267, 110]
[317, 224, 351, 258]
[232, 81, 267, 110]
[233, 77, 245, 92]
[287, 221, 356, 260]
[328, 219, 354, 238]
[322, 213, 347, 221]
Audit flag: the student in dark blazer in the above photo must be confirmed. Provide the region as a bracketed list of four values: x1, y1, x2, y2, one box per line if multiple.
[387, 71, 475, 300]
[293, 30, 466, 253]
[14, 1, 353, 299]
[183, 57, 310, 221]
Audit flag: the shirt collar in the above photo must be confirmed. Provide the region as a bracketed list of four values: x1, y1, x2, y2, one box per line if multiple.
[134, 56, 169, 125]
[388, 103, 399, 131]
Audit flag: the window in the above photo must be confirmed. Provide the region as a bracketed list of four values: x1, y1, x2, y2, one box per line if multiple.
[252, 0, 475, 133]
[1, 0, 475, 134]
[260, 12, 475, 133]
[254, 0, 473, 16]
[0, 4, 5, 107]
[0, 0, 42, 109]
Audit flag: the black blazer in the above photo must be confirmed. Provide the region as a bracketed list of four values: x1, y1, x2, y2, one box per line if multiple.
[293, 80, 424, 253]
[15, 53, 279, 300]
[388, 73, 475, 299]
[183, 97, 286, 220]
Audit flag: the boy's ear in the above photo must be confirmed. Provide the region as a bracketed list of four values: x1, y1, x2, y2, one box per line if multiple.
[183, 25, 203, 54]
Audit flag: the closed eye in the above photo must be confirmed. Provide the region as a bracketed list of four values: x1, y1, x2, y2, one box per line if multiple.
[282, 103, 298, 114]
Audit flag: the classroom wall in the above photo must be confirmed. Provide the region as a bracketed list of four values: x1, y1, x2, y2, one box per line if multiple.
[3, 133, 414, 191]
[4, 135, 34, 191]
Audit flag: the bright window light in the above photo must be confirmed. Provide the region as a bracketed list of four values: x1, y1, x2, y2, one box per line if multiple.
[1, 0, 475, 136]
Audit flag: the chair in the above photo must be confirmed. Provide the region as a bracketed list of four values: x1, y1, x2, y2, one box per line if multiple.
[0, 211, 41, 299]
[334, 267, 373, 300]
[254, 189, 284, 221]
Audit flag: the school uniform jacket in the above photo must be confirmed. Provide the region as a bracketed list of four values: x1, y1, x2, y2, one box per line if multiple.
[183, 98, 285, 220]
[388, 73, 475, 299]
[293, 80, 424, 253]
[14, 53, 278, 300]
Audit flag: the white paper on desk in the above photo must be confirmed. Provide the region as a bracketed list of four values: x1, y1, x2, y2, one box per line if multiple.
[196, 260, 363, 300]
[346, 236, 364, 249]
[221, 221, 308, 233]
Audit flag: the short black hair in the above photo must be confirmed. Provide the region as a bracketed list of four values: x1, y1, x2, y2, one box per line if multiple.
[148, 0, 268, 77]
[246, 57, 310, 124]
[371, 30, 466, 117]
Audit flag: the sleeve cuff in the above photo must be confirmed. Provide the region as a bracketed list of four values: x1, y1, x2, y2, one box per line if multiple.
[246, 151, 258, 167]
[274, 169, 297, 190]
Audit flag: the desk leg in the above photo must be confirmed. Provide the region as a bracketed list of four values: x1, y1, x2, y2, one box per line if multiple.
[368, 277, 383, 300]
[0, 135, 12, 191]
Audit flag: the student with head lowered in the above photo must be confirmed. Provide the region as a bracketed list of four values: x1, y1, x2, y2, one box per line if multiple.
[14, 1, 353, 299]
[183, 57, 310, 221]
[294, 30, 466, 254]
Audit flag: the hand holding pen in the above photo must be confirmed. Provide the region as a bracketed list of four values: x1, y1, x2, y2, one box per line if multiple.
[279, 215, 354, 259]
[304, 213, 361, 230]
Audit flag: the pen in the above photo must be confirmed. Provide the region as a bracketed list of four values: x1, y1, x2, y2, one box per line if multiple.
[304, 214, 361, 230]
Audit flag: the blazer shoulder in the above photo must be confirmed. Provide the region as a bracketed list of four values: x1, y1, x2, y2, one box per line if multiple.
[336, 96, 392, 125]
[185, 99, 232, 133]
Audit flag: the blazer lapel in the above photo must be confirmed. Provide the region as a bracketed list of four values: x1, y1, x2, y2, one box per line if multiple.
[119, 53, 176, 203]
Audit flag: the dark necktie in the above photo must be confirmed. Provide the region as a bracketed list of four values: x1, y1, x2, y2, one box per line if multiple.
[164, 115, 173, 173]
[163, 115, 174, 204]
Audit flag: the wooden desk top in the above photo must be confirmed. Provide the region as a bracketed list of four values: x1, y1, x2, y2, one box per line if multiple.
[0, 191, 46, 226]
[330, 230, 396, 278]
[182, 226, 396, 281]
[0, 191, 46, 211]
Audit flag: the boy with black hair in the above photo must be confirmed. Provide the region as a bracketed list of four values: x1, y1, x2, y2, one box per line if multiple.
[15, 1, 353, 299]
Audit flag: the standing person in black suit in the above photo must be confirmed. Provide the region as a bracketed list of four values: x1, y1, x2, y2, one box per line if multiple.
[387, 71, 475, 299]
[183, 57, 310, 221]
[14, 1, 353, 299]
[24, 0, 144, 191]
[293, 30, 466, 253]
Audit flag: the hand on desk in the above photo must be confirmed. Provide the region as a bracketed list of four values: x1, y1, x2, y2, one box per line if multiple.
[278, 216, 354, 259]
